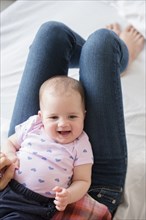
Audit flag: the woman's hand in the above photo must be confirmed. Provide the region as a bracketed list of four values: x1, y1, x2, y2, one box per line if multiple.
[0, 152, 16, 190]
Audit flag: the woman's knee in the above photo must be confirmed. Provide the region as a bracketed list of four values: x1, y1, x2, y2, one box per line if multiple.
[85, 28, 117, 53]
[38, 21, 71, 42]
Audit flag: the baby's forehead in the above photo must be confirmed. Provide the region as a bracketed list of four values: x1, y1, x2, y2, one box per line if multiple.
[44, 86, 78, 96]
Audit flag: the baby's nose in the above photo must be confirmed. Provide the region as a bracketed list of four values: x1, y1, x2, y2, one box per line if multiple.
[58, 118, 68, 127]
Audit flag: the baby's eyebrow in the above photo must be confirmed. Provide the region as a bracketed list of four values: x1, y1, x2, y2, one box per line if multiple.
[47, 113, 58, 116]
[68, 112, 79, 114]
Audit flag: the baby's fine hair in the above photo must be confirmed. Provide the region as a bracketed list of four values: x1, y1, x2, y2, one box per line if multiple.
[39, 75, 85, 108]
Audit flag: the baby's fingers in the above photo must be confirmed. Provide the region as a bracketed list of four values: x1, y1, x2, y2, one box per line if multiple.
[52, 186, 63, 193]
[13, 159, 20, 169]
[54, 199, 66, 211]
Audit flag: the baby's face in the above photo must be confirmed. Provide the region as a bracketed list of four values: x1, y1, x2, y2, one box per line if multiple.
[39, 91, 85, 144]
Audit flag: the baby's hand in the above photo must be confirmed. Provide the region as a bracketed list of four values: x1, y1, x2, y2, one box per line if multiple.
[52, 186, 71, 211]
[5, 152, 19, 169]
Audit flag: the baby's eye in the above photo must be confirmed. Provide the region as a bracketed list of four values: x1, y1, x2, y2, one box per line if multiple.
[69, 115, 77, 119]
[49, 116, 58, 120]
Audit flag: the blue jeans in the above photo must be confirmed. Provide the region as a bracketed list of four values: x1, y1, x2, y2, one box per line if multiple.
[8, 21, 128, 214]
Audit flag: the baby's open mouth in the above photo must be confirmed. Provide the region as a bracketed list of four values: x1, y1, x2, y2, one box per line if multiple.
[58, 131, 71, 135]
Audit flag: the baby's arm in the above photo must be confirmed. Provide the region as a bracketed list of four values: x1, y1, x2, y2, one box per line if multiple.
[53, 163, 92, 211]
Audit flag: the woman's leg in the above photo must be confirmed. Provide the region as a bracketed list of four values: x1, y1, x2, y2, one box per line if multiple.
[8, 21, 128, 214]
[79, 29, 128, 214]
[8, 21, 85, 136]
[8, 20, 144, 215]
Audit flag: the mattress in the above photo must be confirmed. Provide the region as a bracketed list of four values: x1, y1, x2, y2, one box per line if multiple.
[1, 1, 145, 219]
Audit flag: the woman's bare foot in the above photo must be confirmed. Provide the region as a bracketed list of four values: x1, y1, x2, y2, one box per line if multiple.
[106, 23, 121, 36]
[120, 25, 144, 65]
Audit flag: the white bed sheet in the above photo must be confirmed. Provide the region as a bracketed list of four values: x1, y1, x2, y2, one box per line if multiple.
[1, 1, 145, 219]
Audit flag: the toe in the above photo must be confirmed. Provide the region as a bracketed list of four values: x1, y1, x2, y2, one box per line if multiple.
[125, 25, 133, 32]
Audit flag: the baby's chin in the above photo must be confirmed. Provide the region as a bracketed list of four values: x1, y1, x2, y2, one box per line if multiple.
[55, 136, 75, 144]
[55, 138, 72, 144]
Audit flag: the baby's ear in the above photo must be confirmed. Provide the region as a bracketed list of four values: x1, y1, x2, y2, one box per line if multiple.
[38, 110, 42, 118]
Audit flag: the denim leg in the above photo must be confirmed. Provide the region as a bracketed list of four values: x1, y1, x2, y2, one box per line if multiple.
[8, 21, 85, 136]
[79, 29, 128, 213]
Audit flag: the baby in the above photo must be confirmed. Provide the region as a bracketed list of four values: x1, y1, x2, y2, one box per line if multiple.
[1, 76, 93, 219]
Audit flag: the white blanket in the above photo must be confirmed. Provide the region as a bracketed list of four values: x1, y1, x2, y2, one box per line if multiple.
[1, 1, 145, 219]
